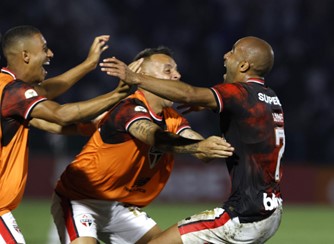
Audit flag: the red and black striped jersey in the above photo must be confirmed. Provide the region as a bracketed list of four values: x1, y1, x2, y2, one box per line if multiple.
[211, 78, 285, 222]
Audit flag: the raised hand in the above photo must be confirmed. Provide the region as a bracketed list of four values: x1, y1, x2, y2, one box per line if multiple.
[84, 35, 110, 70]
[100, 57, 143, 85]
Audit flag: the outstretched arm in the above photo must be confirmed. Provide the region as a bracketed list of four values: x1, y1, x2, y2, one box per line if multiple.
[34, 35, 110, 99]
[179, 128, 232, 162]
[29, 119, 81, 135]
[128, 120, 234, 159]
[30, 80, 129, 126]
[100, 57, 218, 109]
[30, 110, 107, 136]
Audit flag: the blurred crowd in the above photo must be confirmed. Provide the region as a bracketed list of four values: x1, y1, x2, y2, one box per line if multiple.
[1, 0, 333, 164]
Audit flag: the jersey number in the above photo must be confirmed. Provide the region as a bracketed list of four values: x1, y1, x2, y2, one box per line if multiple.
[274, 127, 285, 182]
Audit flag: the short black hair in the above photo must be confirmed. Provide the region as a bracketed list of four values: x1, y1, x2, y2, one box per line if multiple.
[133, 46, 173, 61]
[1, 25, 41, 58]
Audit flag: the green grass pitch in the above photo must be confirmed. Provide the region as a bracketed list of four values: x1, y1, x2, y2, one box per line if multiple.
[12, 199, 333, 243]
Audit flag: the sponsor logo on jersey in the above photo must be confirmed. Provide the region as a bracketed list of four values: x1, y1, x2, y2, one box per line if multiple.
[263, 193, 283, 211]
[272, 113, 284, 123]
[134, 106, 148, 113]
[80, 214, 93, 227]
[24, 89, 38, 99]
[258, 93, 281, 106]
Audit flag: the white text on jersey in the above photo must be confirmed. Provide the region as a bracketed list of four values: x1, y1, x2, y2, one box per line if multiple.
[258, 93, 281, 106]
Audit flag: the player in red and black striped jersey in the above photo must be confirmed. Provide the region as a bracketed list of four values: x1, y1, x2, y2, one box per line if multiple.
[102, 36, 285, 243]
[0, 25, 130, 243]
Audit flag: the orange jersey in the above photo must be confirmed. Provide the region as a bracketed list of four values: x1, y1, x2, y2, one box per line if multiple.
[0, 68, 47, 215]
[56, 91, 191, 207]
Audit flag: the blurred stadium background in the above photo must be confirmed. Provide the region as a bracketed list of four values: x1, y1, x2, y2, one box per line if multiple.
[1, 0, 334, 243]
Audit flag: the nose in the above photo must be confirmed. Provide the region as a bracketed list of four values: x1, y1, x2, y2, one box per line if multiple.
[172, 70, 181, 80]
[47, 48, 54, 58]
[224, 51, 230, 60]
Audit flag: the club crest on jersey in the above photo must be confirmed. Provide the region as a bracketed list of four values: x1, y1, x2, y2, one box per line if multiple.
[80, 214, 93, 227]
[12, 219, 21, 234]
[134, 106, 147, 113]
[148, 146, 163, 169]
[24, 89, 38, 99]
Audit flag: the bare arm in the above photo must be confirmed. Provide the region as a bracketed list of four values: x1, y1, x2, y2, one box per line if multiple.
[34, 35, 110, 99]
[30, 80, 129, 126]
[100, 57, 218, 109]
[29, 110, 107, 135]
[29, 118, 80, 135]
[179, 128, 204, 140]
[179, 128, 230, 162]
[128, 120, 234, 158]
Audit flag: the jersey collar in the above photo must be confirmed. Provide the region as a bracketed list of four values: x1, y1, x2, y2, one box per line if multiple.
[246, 78, 265, 85]
[1, 67, 16, 79]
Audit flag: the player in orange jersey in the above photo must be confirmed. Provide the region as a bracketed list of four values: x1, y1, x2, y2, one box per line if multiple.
[51, 46, 234, 244]
[0, 25, 131, 243]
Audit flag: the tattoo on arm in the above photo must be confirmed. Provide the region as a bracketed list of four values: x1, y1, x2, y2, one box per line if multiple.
[129, 119, 159, 145]
[129, 120, 201, 153]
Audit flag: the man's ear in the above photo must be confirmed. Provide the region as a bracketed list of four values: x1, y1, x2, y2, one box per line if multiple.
[239, 61, 250, 73]
[22, 50, 30, 63]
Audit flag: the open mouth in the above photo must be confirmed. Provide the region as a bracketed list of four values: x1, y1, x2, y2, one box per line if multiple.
[42, 60, 50, 75]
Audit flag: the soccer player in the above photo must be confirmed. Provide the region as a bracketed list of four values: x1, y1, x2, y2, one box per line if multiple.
[51, 46, 234, 244]
[0, 25, 130, 243]
[101, 36, 285, 243]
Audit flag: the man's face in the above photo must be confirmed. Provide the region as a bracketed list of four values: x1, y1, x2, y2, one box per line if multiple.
[223, 41, 244, 83]
[141, 54, 181, 81]
[25, 33, 53, 83]
[141, 54, 181, 107]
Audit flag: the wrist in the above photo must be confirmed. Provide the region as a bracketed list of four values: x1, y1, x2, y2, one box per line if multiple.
[82, 58, 97, 71]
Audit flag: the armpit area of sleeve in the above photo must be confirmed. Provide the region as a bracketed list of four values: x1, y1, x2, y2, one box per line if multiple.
[210, 87, 223, 113]
[25, 98, 48, 119]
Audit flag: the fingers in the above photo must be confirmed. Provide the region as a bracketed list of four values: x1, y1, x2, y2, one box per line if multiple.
[100, 57, 123, 66]
[85, 35, 110, 68]
[95, 35, 110, 42]
[128, 58, 143, 73]
[92, 35, 110, 47]
[94, 37, 109, 53]
[199, 136, 235, 159]
[99, 57, 125, 80]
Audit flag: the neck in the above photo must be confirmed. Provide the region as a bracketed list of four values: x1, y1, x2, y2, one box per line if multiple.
[140, 89, 164, 115]
[7, 63, 27, 82]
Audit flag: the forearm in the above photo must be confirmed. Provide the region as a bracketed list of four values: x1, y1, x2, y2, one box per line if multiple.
[129, 120, 233, 158]
[39, 61, 95, 99]
[133, 74, 194, 103]
[57, 90, 124, 124]
[30, 118, 79, 135]
[154, 130, 202, 154]
[129, 120, 201, 154]
[31, 89, 125, 126]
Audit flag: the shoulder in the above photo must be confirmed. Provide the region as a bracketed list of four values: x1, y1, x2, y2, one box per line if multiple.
[211, 82, 248, 98]
[3, 79, 45, 101]
[114, 97, 149, 114]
